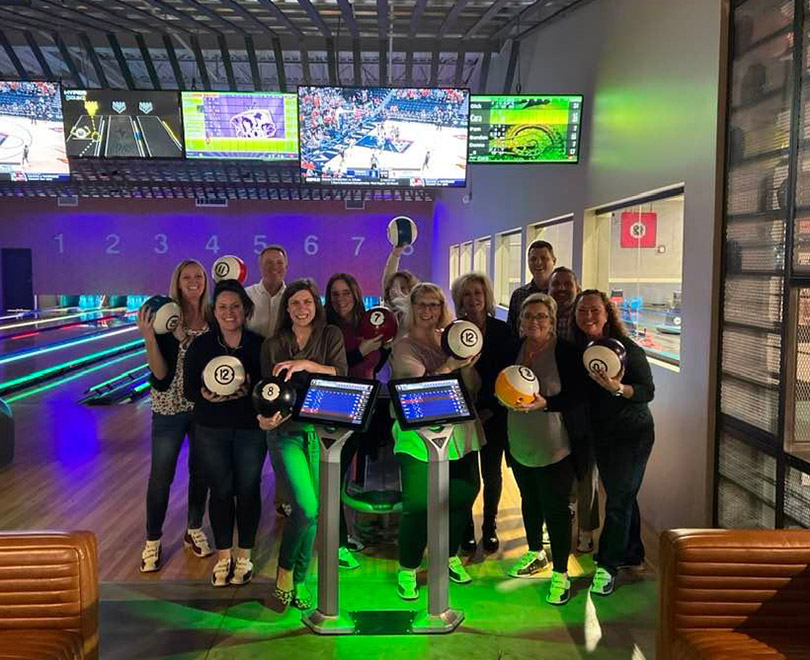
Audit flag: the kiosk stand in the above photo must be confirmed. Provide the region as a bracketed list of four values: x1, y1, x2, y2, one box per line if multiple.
[290, 376, 379, 635]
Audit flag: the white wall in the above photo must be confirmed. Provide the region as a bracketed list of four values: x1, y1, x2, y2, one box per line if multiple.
[432, 0, 726, 532]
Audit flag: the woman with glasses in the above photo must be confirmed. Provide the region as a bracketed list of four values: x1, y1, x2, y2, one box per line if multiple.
[503, 293, 590, 606]
[572, 289, 655, 597]
[389, 283, 484, 600]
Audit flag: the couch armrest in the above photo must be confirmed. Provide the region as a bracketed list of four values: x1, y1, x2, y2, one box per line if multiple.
[0, 530, 99, 660]
[657, 528, 810, 660]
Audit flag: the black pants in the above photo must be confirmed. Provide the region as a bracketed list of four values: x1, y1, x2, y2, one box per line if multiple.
[593, 424, 654, 574]
[397, 451, 480, 569]
[146, 412, 208, 541]
[339, 433, 360, 546]
[511, 455, 575, 573]
[195, 425, 267, 550]
[465, 414, 507, 536]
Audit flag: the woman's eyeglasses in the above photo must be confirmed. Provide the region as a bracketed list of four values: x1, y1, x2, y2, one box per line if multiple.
[523, 313, 550, 323]
[415, 302, 442, 311]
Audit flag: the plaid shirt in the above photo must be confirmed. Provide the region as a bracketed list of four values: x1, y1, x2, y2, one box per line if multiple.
[556, 304, 575, 342]
[506, 280, 547, 336]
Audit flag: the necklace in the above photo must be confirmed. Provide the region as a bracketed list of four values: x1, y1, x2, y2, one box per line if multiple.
[217, 331, 243, 355]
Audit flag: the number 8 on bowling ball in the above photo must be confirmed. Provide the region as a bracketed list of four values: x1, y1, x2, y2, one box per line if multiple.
[252, 377, 297, 418]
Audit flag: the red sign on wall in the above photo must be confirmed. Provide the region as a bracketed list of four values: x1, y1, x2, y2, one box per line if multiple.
[620, 211, 658, 248]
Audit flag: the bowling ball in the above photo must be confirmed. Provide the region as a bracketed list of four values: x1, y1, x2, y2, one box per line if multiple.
[212, 255, 247, 284]
[358, 306, 398, 342]
[583, 337, 627, 379]
[203, 355, 246, 397]
[252, 376, 297, 418]
[141, 295, 181, 335]
[495, 365, 540, 408]
[387, 216, 418, 247]
[441, 320, 483, 360]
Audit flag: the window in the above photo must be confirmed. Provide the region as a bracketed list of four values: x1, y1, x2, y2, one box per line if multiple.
[593, 189, 684, 366]
[474, 236, 491, 277]
[495, 230, 523, 307]
[449, 244, 460, 288]
[460, 241, 473, 276]
[527, 215, 575, 276]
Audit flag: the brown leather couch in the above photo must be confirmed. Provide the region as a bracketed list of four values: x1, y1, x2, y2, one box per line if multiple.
[658, 529, 810, 659]
[0, 531, 98, 660]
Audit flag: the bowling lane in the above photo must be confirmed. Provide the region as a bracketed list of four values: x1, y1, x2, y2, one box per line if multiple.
[0, 307, 123, 333]
[139, 116, 182, 158]
[0, 315, 136, 356]
[0, 306, 79, 323]
[0, 325, 142, 388]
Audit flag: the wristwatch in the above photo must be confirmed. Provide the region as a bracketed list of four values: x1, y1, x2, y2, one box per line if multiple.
[612, 385, 623, 397]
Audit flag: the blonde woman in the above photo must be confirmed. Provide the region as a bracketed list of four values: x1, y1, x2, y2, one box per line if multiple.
[138, 259, 213, 572]
[390, 282, 484, 600]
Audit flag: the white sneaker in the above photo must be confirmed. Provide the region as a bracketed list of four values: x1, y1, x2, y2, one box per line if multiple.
[140, 540, 161, 573]
[577, 531, 594, 554]
[230, 556, 253, 585]
[508, 549, 550, 578]
[211, 557, 233, 587]
[184, 528, 213, 558]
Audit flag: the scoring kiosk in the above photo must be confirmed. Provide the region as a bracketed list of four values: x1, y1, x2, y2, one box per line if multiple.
[388, 374, 476, 634]
[293, 375, 380, 634]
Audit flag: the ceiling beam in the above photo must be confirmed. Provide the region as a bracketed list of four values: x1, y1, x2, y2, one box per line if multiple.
[257, 0, 304, 38]
[245, 35, 262, 91]
[52, 32, 84, 87]
[408, 0, 430, 37]
[162, 34, 185, 90]
[190, 35, 211, 90]
[377, 0, 388, 39]
[24, 30, 54, 80]
[272, 36, 286, 92]
[184, 0, 246, 34]
[439, 0, 469, 37]
[336, 0, 359, 39]
[218, 0, 278, 36]
[32, 0, 135, 34]
[429, 42, 440, 87]
[502, 38, 519, 94]
[477, 50, 491, 93]
[136, 34, 161, 90]
[0, 30, 28, 79]
[453, 48, 465, 87]
[300, 44, 311, 85]
[0, 9, 95, 38]
[107, 33, 135, 90]
[107, 0, 193, 36]
[378, 37, 387, 85]
[137, 0, 221, 35]
[464, 0, 510, 38]
[218, 34, 236, 90]
[79, 33, 108, 88]
[352, 37, 362, 85]
[404, 44, 413, 86]
[325, 36, 337, 85]
[74, 0, 159, 35]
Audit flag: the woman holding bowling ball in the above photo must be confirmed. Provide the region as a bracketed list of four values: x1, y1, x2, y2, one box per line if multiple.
[258, 278, 348, 610]
[501, 293, 590, 606]
[451, 273, 515, 556]
[571, 289, 655, 597]
[390, 282, 483, 601]
[138, 258, 212, 574]
[324, 273, 389, 570]
[184, 279, 266, 588]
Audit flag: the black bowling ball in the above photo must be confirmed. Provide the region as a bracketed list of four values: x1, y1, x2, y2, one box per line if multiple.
[252, 376, 297, 418]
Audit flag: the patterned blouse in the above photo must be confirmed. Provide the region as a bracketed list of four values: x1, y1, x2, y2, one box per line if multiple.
[151, 327, 208, 416]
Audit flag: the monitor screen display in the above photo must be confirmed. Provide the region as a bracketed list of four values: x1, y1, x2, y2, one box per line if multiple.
[468, 94, 583, 164]
[295, 377, 378, 430]
[63, 89, 183, 158]
[181, 91, 298, 161]
[391, 377, 474, 429]
[299, 86, 470, 188]
[0, 81, 69, 182]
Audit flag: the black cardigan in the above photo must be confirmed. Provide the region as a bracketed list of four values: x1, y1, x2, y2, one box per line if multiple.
[508, 337, 593, 480]
[183, 328, 264, 429]
[149, 332, 183, 392]
[475, 316, 519, 426]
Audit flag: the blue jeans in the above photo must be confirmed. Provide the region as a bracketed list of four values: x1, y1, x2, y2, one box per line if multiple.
[146, 412, 208, 541]
[593, 424, 655, 574]
[195, 425, 267, 550]
[269, 429, 319, 584]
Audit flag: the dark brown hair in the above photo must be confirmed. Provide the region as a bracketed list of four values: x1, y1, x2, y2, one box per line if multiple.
[570, 289, 628, 346]
[212, 279, 254, 322]
[274, 278, 326, 352]
[325, 272, 366, 327]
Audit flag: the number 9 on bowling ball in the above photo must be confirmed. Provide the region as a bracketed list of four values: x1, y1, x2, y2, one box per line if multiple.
[252, 377, 297, 418]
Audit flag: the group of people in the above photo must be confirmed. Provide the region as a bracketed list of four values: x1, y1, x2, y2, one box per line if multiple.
[137, 236, 655, 609]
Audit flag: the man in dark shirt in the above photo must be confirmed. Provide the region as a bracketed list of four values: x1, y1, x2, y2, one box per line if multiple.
[549, 266, 580, 341]
[506, 240, 557, 335]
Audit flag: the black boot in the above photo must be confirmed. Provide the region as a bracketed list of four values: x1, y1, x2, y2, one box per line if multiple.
[482, 519, 499, 553]
[460, 520, 477, 555]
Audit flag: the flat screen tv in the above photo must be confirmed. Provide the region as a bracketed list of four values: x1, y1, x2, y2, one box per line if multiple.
[468, 94, 583, 164]
[181, 91, 298, 161]
[0, 81, 70, 182]
[298, 86, 470, 188]
[63, 89, 183, 158]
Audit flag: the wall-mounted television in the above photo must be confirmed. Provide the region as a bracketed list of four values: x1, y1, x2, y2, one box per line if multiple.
[181, 91, 298, 161]
[468, 94, 583, 164]
[63, 89, 183, 159]
[0, 81, 70, 182]
[298, 86, 470, 188]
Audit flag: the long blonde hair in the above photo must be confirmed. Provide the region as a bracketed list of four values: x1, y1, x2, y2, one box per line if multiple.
[404, 282, 453, 332]
[168, 259, 212, 324]
[451, 272, 496, 318]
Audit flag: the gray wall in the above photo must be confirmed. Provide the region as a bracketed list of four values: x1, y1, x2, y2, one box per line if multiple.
[432, 0, 726, 532]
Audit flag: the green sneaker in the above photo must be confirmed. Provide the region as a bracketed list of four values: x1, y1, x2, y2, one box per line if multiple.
[508, 550, 549, 578]
[590, 566, 615, 596]
[546, 571, 571, 605]
[338, 546, 360, 570]
[448, 556, 472, 584]
[397, 568, 418, 600]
